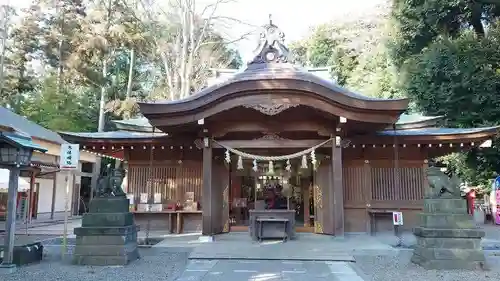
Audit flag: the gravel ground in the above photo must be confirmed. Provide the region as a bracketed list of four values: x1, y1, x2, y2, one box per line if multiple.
[354, 250, 500, 281]
[3, 247, 189, 281]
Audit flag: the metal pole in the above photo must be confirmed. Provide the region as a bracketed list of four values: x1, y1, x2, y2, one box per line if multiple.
[62, 171, 70, 260]
[1, 166, 20, 270]
[50, 157, 58, 219]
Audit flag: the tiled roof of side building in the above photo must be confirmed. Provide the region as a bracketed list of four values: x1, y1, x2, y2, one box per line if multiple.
[60, 126, 500, 140]
[377, 126, 500, 136]
[112, 118, 152, 128]
[0, 106, 67, 144]
[396, 114, 443, 125]
[60, 131, 167, 139]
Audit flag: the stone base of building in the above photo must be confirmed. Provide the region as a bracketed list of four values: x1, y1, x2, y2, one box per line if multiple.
[0, 263, 17, 274]
[73, 197, 140, 266]
[411, 198, 487, 270]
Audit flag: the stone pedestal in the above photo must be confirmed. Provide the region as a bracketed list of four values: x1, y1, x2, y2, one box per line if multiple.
[411, 198, 486, 270]
[73, 197, 140, 266]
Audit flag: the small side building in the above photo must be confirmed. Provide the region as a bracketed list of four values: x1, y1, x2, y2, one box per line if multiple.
[0, 106, 97, 222]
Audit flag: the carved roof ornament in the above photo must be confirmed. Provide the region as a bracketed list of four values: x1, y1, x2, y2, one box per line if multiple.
[254, 133, 287, 141]
[243, 103, 299, 116]
[248, 14, 290, 65]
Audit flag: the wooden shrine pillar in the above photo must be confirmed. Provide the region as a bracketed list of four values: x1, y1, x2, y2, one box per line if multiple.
[332, 136, 344, 236]
[202, 137, 213, 235]
[202, 137, 229, 236]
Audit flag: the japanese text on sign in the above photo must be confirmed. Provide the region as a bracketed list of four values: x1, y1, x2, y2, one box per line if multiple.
[59, 144, 80, 170]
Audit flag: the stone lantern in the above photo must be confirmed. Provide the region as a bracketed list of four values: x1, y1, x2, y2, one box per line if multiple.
[0, 131, 47, 273]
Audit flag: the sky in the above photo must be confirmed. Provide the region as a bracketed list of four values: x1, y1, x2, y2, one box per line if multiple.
[9, 0, 386, 61]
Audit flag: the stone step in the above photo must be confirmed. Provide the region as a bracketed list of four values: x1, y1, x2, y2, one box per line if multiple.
[414, 227, 485, 238]
[74, 225, 139, 236]
[82, 212, 135, 227]
[76, 234, 137, 245]
[418, 213, 475, 229]
[414, 247, 485, 262]
[415, 236, 482, 249]
[89, 197, 130, 213]
[72, 251, 140, 266]
[423, 198, 468, 214]
[73, 242, 138, 256]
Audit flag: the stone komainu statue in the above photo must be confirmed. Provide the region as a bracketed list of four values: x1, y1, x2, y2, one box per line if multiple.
[96, 164, 126, 197]
[425, 166, 462, 199]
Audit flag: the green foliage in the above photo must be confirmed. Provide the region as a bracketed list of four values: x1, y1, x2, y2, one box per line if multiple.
[21, 75, 99, 132]
[390, 0, 500, 67]
[289, 9, 404, 99]
[401, 31, 500, 127]
[391, 0, 500, 186]
[346, 45, 403, 99]
[1, 0, 242, 128]
[289, 24, 362, 86]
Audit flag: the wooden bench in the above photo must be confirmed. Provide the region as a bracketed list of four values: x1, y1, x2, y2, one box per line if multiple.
[256, 217, 290, 242]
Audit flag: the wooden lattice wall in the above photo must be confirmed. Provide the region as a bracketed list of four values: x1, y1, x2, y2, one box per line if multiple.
[127, 162, 203, 203]
[343, 160, 426, 209]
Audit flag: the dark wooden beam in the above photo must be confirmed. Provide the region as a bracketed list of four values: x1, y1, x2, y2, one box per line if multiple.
[213, 138, 332, 149]
[202, 138, 213, 236]
[332, 136, 344, 236]
[209, 121, 335, 137]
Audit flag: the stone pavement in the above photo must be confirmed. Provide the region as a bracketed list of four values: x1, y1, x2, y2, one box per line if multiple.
[175, 259, 363, 281]
[11, 218, 175, 239]
[154, 232, 396, 261]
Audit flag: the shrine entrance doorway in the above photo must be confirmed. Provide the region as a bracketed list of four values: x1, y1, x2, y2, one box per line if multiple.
[228, 159, 316, 233]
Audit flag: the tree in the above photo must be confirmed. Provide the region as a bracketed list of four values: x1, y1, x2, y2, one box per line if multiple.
[139, 0, 245, 101]
[21, 74, 99, 132]
[346, 44, 403, 100]
[390, 0, 500, 188]
[0, 3, 16, 106]
[289, 3, 398, 96]
[1, 5, 40, 111]
[390, 0, 500, 67]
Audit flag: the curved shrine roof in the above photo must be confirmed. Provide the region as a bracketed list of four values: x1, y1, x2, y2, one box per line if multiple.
[138, 19, 409, 126]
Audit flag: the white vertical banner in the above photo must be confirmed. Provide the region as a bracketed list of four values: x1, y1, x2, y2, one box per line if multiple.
[59, 144, 80, 170]
[58, 143, 80, 260]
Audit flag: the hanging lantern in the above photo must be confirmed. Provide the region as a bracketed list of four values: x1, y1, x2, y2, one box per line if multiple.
[301, 155, 308, 169]
[286, 159, 291, 171]
[311, 150, 317, 170]
[237, 155, 243, 170]
[224, 150, 231, 163]
[252, 159, 258, 172]
[268, 160, 274, 174]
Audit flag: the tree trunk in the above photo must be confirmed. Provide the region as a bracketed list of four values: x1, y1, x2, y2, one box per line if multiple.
[98, 59, 108, 132]
[0, 4, 10, 101]
[98, 0, 113, 132]
[126, 48, 135, 98]
[179, 3, 189, 99]
[470, 3, 485, 37]
[0, 25, 6, 99]
[159, 51, 174, 99]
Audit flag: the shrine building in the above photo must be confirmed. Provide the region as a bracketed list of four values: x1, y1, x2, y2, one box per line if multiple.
[60, 21, 499, 236]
